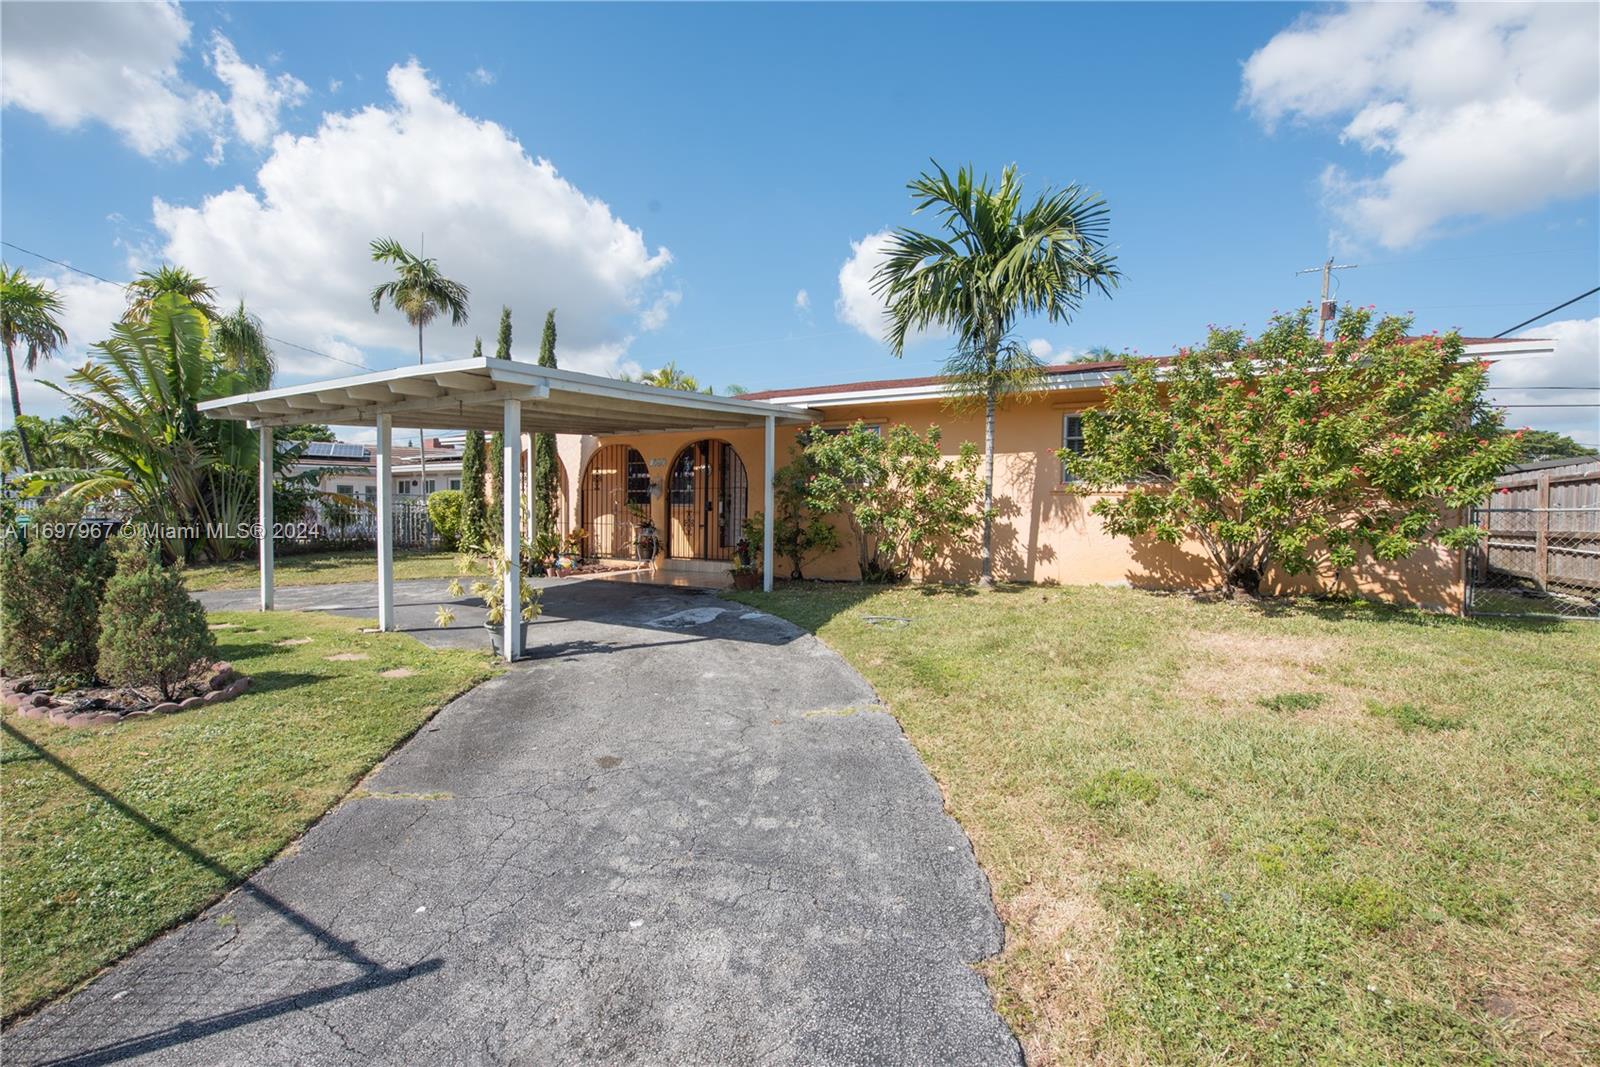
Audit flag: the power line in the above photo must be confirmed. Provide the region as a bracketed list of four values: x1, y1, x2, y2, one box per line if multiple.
[1, 240, 369, 371]
[1493, 286, 1600, 338]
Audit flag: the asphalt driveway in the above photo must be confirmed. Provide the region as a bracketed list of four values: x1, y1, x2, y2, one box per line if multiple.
[6, 579, 1021, 1066]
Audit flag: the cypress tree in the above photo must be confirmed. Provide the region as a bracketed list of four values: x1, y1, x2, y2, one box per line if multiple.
[460, 337, 488, 548]
[533, 310, 560, 542]
[488, 307, 511, 542]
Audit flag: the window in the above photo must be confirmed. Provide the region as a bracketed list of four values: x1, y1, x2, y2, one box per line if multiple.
[1061, 414, 1085, 483]
[450, 478, 461, 491]
[424, 479, 436, 495]
[335, 483, 354, 498]
[364, 486, 376, 503]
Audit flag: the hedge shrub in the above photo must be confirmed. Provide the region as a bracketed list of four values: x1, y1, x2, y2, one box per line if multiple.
[0, 497, 116, 687]
[96, 538, 216, 700]
[427, 489, 463, 550]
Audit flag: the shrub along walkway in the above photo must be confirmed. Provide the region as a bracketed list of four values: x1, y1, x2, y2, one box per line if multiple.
[3, 580, 1021, 1066]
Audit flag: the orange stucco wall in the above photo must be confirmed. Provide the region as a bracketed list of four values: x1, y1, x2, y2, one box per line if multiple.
[554, 388, 1465, 613]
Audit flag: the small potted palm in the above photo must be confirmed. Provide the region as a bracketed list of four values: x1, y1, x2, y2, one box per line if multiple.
[629, 504, 659, 562]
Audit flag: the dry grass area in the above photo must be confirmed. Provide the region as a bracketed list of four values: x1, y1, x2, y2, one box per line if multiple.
[730, 583, 1600, 1066]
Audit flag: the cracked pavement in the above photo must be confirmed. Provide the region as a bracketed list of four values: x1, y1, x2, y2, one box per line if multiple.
[5, 580, 1022, 1066]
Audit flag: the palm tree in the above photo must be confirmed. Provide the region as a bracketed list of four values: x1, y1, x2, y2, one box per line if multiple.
[213, 300, 275, 390]
[370, 238, 470, 497]
[1, 265, 69, 471]
[42, 293, 259, 561]
[124, 265, 219, 323]
[874, 162, 1118, 585]
[368, 238, 470, 363]
[636, 361, 703, 392]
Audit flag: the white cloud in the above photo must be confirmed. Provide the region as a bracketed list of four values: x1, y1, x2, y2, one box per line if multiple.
[794, 288, 811, 313]
[208, 32, 308, 150]
[638, 290, 681, 332]
[1, 2, 309, 164]
[1243, 3, 1600, 248]
[469, 67, 495, 87]
[0, 0, 205, 157]
[835, 230, 945, 346]
[148, 60, 672, 383]
[1027, 338, 1054, 359]
[328, 78, 343, 94]
[1492, 317, 1600, 448]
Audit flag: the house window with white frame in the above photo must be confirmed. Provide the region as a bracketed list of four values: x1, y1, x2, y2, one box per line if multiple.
[1060, 414, 1085, 483]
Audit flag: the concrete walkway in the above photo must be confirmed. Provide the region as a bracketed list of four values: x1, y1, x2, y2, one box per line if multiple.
[6, 580, 1021, 1066]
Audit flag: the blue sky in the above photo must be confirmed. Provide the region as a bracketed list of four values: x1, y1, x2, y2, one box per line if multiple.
[3, 2, 1597, 442]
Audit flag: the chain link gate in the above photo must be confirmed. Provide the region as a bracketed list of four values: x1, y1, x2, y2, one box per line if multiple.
[1466, 497, 1600, 620]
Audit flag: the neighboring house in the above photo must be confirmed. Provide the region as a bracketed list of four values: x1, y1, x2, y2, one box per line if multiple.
[287, 436, 466, 502]
[552, 337, 1550, 611]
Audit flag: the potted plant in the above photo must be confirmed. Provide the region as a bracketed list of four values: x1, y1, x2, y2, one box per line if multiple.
[628, 503, 659, 562]
[436, 551, 542, 655]
[729, 513, 764, 590]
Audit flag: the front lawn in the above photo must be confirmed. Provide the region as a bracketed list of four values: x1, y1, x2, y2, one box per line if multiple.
[178, 548, 466, 591]
[1, 610, 494, 1021]
[729, 584, 1600, 1065]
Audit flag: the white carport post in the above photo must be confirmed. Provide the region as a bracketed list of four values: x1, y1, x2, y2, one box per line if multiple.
[375, 414, 395, 631]
[258, 425, 274, 611]
[501, 399, 524, 661]
[763, 414, 775, 593]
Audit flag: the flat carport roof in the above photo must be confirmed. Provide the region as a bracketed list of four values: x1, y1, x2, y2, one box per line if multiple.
[200, 357, 819, 660]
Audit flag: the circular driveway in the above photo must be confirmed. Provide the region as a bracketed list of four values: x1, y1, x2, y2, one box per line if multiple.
[6, 580, 1021, 1066]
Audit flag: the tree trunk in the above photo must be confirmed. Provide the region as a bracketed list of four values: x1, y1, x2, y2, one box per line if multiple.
[980, 387, 996, 586]
[417, 323, 427, 501]
[5, 340, 36, 472]
[1222, 558, 1264, 599]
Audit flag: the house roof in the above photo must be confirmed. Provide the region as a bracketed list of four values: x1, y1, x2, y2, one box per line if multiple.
[201, 356, 818, 434]
[739, 336, 1555, 407]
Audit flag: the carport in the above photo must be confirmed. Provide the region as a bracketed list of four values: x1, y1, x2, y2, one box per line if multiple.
[200, 357, 817, 660]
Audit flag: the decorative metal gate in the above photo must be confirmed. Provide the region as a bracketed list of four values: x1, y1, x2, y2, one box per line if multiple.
[580, 445, 649, 558]
[667, 440, 748, 561]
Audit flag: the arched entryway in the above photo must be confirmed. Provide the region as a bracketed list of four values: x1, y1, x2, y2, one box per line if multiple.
[580, 445, 649, 558]
[667, 439, 748, 561]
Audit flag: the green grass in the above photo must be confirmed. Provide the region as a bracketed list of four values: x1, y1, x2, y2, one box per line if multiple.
[728, 583, 1600, 1066]
[178, 549, 466, 591]
[0, 611, 494, 1021]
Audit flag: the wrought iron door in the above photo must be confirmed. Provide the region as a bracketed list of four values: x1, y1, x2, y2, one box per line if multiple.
[668, 440, 748, 560]
[580, 445, 649, 558]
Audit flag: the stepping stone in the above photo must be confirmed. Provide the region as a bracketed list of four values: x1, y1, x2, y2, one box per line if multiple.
[276, 637, 314, 647]
[379, 668, 418, 679]
[325, 653, 370, 662]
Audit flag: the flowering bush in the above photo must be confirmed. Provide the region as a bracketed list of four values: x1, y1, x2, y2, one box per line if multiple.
[1060, 307, 1519, 596]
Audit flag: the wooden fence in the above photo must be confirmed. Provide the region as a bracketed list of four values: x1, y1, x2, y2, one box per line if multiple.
[1479, 464, 1600, 591]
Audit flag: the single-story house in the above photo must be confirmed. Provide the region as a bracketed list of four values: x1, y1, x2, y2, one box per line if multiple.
[550, 336, 1554, 613]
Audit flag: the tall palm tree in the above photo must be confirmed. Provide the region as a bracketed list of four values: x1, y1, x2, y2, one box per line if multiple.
[370, 238, 470, 498]
[1, 265, 69, 471]
[213, 300, 275, 390]
[368, 238, 470, 363]
[874, 162, 1118, 585]
[124, 265, 219, 323]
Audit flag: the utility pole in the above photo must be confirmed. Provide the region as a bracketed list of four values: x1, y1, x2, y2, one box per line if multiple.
[1296, 256, 1358, 341]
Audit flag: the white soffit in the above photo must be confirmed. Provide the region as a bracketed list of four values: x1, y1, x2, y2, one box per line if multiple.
[200, 357, 819, 433]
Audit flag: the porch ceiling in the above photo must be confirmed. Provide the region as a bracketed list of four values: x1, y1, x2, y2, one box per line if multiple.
[199, 357, 819, 434]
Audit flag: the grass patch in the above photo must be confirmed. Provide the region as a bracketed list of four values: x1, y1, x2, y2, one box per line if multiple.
[0, 610, 494, 1020]
[729, 582, 1600, 1065]
[1075, 768, 1161, 810]
[1258, 691, 1327, 713]
[179, 549, 467, 591]
[1366, 701, 1465, 733]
